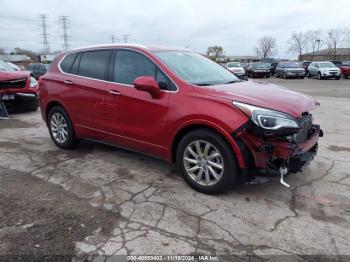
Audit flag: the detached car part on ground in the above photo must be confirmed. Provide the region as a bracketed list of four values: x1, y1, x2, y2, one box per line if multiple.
[0, 60, 39, 119]
[39, 44, 322, 194]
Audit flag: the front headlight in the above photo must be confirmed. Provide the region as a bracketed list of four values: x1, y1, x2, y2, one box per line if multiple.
[30, 76, 37, 88]
[233, 101, 300, 130]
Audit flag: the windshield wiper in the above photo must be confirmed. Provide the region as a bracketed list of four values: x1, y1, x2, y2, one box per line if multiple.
[224, 80, 240, 84]
[193, 83, 213, 86]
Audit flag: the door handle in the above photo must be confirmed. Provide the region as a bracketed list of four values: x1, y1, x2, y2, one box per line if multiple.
[108, 90, 121, 95]
[63, 80, 73, 84]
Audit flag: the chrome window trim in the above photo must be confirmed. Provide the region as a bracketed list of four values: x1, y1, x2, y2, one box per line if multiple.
[57, 47, 179, 93]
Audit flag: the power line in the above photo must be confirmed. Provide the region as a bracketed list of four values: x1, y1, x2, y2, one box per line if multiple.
[122, 34, 130, 43]
[59, 16, 70, 51]
[39, 14, 50, 55]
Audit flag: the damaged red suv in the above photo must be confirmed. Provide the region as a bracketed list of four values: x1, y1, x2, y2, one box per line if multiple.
[39, 44, 323, 194]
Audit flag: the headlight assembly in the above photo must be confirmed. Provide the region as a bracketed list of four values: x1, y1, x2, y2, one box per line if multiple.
[30, 77, 37, 88]
[233, 101, 300, 130]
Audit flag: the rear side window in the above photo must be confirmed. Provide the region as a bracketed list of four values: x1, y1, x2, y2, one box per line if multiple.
[114, 50, 155, 85]
[78, 50, 111, 80]
[60, 53, 77, 73]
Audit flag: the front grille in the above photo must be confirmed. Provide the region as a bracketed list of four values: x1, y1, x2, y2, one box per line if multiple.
[295, 114, 313, 143]
[0, 78, 27, 89]
[291, 70, 304, 73]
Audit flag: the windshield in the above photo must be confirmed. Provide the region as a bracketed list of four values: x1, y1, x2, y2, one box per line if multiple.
[0, 60, 15, 71]
[227, 62, 241, 68]
[153, 51, 240, 86]
[284, 62, 302, 68]
[252, 63, 270, 68]
[343, 61, 350, 66]
[320, 62, 336, 68]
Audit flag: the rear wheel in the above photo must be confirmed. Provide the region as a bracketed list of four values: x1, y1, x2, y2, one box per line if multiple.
[306, 71, 311, 78]
[317, 72, 322, 80]
[176, 129, 238, 194]
[48, 106, 77, 149]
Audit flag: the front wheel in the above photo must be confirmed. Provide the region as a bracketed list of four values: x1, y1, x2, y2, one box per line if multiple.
[317, 72, 322, 80]
[48, 106, 77, 149]
[176, 129, 239, 194]
[306, 71, 311, 78]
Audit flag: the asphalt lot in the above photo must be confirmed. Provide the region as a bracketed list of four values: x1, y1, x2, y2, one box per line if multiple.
[0, 77, 350, 260]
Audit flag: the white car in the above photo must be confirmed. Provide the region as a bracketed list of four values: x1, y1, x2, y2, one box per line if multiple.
[307, 61, 341, 80]
[226, 62, 246, 76]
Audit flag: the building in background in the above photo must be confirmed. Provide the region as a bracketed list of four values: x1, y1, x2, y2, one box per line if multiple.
[299, 48, 350, 61]
[0, 55, 31, 69]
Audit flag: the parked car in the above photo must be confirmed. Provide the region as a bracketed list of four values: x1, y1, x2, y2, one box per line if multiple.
[28, 63, 49, 80]
[330, 60, 343, 67]
[301, 61, 312, 72]
[307, 61, 341, 80]
[225, 62, 246, 76]
[245, 63, 271, 78]
[275, 61, 305, 79]
[270, 62, 278, 76]
[0, 60, 39, 114]
[39, 44, 322, 194]
[339, 61, 350, 79]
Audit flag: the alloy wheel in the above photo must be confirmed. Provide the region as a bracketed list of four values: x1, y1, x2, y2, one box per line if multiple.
[50, 112, 68, 144]
[183, 140, 224, 187]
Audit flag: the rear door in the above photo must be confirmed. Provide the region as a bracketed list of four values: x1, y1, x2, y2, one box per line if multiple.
[59, 50, 112, 132]
[104, 49, 171, 157]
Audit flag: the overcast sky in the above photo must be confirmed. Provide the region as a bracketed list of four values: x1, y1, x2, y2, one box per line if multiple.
[0, 0, 349, 59]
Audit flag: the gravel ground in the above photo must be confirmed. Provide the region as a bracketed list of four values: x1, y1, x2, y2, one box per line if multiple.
[0, 78, 350, 261]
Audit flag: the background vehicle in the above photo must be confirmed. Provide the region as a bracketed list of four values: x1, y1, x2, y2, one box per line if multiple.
[244, 62, 271, 78]
[275, 61, 305, 79]
[307, 61, 341, 80]
[0, 60, 39, 113]
[270, 62, 278, 76]
[330, 60, 343, 67]
[39, 44, 322, 194]
[226, 62, 245, 76]
[302, 61, 312, 72]
[28, 63, 49, 80]
[6, 62, 22, 71]
[339, 61, 350, 79]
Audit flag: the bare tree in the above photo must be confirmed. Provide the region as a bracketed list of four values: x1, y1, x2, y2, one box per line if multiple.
[256, 36, 277, 59]
[326, 28, 350, 57]
[305, 30, 323, 58]
[206, 45, 224, 62]
[288, 32, 308, 57]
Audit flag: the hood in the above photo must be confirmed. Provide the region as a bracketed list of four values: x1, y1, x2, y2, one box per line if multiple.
[193, 80, 316, 117]
[0, 70, 30, 81]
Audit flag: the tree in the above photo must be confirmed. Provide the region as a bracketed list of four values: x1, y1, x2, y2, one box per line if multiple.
[206, 45, 224, 62]
[326, 28, 350, 57]
[255, 36, 277, 59]
[305, 30, 323, 58]
[12, 47, 37, 61]
[288, 31, 308, 57]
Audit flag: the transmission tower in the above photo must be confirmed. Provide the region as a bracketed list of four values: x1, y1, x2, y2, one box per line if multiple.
[59, 16, 70, 51]
[39, 14, 50, 55]
[122, 34, 130, 43]
[111, 35, 116, 43]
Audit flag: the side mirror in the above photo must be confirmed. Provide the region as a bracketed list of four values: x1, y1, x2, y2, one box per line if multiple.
[133, 76, 162, 99]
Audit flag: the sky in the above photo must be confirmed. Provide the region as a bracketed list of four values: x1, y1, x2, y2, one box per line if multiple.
[0, 0, 349, 59]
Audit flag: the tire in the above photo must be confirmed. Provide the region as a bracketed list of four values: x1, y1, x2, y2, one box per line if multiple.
[300, 76, 305, 79]
[176, 128, 239, 194]
[283, 72, 287, 79]
[343, 74, 349, 79]
[335, 77, 340, 80]
[48, 106, 77, 149]
[266, 75, 270, 78]
[306, 71, 311, 78]
[317, 72, 322, 80]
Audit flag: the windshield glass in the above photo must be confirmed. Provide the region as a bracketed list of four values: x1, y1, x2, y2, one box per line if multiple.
[153, 51, 240, 86]
[0, 60, 15, 71]
[284, 62, 301, 68]
[227, 62, 241, 68]
[252, 63, 270, 68]
[320, 62, 335, 68]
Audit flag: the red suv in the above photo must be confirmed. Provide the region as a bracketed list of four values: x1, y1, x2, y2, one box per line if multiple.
[39, 44, 323, 194]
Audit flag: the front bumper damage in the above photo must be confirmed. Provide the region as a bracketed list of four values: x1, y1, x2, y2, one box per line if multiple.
[234, 113, 323, 187]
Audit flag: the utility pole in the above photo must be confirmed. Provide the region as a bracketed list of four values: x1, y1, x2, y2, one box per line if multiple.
[39, 14, 50, 55]
[122, 34, 130, 43]
[111, 35, 116, 43]
[59, 16, 70, 51]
